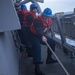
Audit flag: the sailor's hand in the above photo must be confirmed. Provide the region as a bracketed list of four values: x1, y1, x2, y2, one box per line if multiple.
[42, 36, 47, 42]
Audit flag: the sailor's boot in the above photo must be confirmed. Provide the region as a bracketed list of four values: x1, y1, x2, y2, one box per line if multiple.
[35, 64, 45, 75]
[46, 53, 57, 64]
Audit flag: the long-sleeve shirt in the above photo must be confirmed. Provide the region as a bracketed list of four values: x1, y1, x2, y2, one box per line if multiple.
[26, 14, 34, 26]
[33, 19, 44, 38]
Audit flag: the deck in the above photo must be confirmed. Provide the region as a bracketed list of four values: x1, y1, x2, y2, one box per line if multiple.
[19, 44, 75, 75]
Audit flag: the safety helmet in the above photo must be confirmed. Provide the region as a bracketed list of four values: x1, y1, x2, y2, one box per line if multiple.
[30, 3, 37, 10]
[42, 8, 52, 17]
[21, 4, 27, 9]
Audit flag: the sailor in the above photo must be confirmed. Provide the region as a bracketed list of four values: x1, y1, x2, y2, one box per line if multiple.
[23, 3, 38, 57]
[17, 4, 28, 52]
[30, 8, 57, 75]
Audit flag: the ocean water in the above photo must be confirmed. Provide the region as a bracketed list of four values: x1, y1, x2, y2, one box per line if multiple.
[55, 34, 75, 47]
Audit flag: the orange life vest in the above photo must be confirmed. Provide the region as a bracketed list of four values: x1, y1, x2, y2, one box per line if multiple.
[30, 16, 52, 35]
[24, 11, 37, 27]
[18, 10, 28, 25]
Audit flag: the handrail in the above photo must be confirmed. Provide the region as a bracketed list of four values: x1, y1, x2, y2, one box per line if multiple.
[51, 14, 75, 54]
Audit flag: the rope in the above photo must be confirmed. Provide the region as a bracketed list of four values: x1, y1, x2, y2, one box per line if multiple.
[44, 40, 70, 75]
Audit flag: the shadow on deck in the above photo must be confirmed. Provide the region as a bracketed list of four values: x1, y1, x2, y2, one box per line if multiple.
[19, 44, 75, 75]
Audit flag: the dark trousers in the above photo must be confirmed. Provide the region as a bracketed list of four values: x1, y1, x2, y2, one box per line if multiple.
[30, 34, 55, 64]
[18, 25, 32, 49]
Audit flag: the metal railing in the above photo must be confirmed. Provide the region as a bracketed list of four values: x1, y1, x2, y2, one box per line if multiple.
[51, 13, 75, 57]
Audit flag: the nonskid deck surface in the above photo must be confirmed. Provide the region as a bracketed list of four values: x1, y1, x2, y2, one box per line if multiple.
[19, 45, 75, 75]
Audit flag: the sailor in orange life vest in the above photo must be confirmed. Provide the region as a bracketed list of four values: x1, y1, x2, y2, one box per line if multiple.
[30, 8, 57, 75]
[18, 4, 28, 26]
[17, 4, 29, 52]
[24, 3, 38, 27]
[22, 3, 38, 57]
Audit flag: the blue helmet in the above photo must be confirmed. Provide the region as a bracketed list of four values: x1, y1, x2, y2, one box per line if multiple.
[30, 3, 37, 10]
[42, 8, 52, 17]
[21, 4, 27, 9]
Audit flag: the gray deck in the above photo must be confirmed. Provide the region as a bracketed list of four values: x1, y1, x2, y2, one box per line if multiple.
[19, 45, 75, 75]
